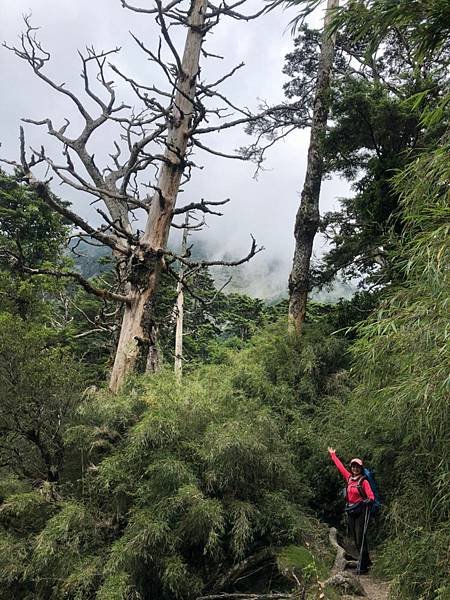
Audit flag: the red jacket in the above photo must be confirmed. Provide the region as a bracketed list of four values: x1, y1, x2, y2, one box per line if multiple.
[329, 450, 375, 504]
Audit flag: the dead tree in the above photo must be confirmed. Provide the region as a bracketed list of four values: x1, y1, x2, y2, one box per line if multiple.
[174, 212, 190, 381]
[288, 0, 339, 334]
[3, 0, 274, 392]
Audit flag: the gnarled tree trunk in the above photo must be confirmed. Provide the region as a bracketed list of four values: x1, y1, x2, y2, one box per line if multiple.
[288, 0, 339, 334]
[10, 1, 265, 396]
[109, 0, 208, 393]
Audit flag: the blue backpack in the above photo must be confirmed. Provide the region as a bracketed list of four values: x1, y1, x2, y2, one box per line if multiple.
[359, 468, 382, 515]
[343, 467, 382, 514]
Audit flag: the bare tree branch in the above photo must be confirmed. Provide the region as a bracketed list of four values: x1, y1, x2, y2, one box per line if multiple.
[192, 138, 247, 160]
[3, 15, 91, 121]
[171, 214, 207, 230]
[173, 198, 230, 216]
[19, 265, 130, 304]
[191, 104, 288, 135]
[120, 0, 183, 15]
[206, 0, 270, 22]
[155, 0, 184, 74]
[200, 62, 245, 90]
[165, 234, 263, 268]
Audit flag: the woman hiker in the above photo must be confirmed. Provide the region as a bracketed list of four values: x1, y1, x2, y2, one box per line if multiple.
[328, 447, 375, 574]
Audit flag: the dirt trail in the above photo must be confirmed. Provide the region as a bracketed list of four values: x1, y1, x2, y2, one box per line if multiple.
[344, 573, 390, 600]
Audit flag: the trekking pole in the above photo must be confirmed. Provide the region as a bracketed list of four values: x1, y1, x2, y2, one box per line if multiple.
[356, 504, 371, 576]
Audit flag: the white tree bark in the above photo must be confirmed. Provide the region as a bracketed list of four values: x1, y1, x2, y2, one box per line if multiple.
[174, 281, 184, 380]
[109, 0, 208, 392]
[174, 213, 190, 381]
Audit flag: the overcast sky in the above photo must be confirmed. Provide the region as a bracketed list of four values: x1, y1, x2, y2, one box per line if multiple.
[0, 0, 351, 297]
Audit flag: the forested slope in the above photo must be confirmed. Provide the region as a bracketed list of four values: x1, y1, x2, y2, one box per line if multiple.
[0, 0, 449, 599]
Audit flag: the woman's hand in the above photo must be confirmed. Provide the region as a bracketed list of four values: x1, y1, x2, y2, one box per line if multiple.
[328, 446, 336, 453]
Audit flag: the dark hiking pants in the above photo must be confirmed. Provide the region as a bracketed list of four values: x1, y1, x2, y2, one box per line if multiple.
[347, 504, 371, 571]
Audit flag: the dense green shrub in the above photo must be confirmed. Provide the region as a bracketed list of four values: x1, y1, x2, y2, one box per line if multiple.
[0, 325, 345, 599]
[322, 140, 450, 598]
[0, 314, 84, 484]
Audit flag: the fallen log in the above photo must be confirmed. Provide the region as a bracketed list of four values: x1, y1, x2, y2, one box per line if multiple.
[329, 526, 347, 573]
[210, 548, 275, 592]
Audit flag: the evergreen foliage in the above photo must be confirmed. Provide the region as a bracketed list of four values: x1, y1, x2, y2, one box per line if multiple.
[0, 173, 86, 487]
[314, 5, 450, 594]
[0, 314, 84, 484]
[0, 171, 70, 320]
[276, 16, 449, 288]
[0, 3, 449, 599]
[0, 319, 348, 599]
[0, 171, 69, 269]
[336, 141, 450, 599]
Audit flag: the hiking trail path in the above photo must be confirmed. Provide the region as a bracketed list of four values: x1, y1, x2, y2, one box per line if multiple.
[344, 573, 390, 600]
[328, 527, 391, 600]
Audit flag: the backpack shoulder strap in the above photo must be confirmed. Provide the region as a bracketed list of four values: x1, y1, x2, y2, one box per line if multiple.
[357, 475, 368, 500]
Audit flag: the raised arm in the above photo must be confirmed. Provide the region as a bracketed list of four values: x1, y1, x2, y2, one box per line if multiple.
[327, 447, 350, 480]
